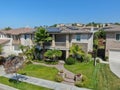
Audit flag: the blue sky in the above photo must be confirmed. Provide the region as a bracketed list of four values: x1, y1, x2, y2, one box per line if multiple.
[0, 0, 120, 28]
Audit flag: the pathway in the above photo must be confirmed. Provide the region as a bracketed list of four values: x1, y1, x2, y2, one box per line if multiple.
[3, 73, 89, 90]
[33, 61, 75, 85]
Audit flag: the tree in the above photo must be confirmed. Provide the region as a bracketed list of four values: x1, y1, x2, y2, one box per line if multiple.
[70, 44, 84, 60]
[19, 45, 34, 61]
[34, 27, 52, 60]
[4, 27, 12, 30]
[44, 49, 62, 61]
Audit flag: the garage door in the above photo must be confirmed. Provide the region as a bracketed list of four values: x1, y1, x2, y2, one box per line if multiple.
[109, 50, 120, 62]
[109, 49, 120, 78]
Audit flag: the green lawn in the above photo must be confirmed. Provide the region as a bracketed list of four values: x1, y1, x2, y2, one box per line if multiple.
[0, 77, 52, 90]
[65, 61, 120, 90]
[18, 64, 58, 81]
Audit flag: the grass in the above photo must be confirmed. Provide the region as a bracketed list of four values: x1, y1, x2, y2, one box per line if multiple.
[65, 61, 95, 89]
[18, 64, 58, 81]
[0, 76, 52, 90]
[65, 61, 120, 90]
[95, 64, 120, 90]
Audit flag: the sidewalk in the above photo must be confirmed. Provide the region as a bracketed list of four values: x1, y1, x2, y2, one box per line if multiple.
[4, 73, 89, 90]
[0, 83, 18, 90]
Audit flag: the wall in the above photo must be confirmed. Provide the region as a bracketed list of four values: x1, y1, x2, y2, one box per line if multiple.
[106, 32, 120, 56]
[20, 34, 33, 46]
[70, 33, 93, 52]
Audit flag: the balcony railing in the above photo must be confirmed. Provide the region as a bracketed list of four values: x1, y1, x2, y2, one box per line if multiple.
[12, 40, 21, 44]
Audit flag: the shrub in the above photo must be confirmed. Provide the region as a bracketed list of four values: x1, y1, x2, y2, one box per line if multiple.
[65, 57, 76, 65]
[83, 54, 92, 63]
[105, 56, 108, 61]
[75, 81, 84, 87]
[55, 74, 64, 82]
[96, 59, 100, 63]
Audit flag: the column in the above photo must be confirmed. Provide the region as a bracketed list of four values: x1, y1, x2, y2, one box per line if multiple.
[66, 50, 69, 59]
[66, 34, 69, 48]
[52, 34, 55, 48]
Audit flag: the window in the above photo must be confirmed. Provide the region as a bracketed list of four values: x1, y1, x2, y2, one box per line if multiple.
[76, 35, 81, 41]
[24, 34, 30, 39]
[116, 34, 120, 41]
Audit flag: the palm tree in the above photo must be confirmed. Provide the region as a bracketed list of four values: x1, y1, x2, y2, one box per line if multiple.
[44, 49, 62, 61]
[70, 44, 84, 59]
[34, 27, 52, 60]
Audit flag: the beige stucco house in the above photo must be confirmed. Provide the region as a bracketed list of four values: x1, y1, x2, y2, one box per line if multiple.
[0, 26, 95, 59]
[105, 25, 120, 60]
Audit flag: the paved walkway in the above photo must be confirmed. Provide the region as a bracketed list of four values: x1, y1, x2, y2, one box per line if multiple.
[0, 83, 18, 90]
[3, 73, 89, 90]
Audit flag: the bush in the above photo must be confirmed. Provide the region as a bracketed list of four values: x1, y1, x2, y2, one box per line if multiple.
[105, 56, 108, 61]
[75, 81, 84, 87]
[82, 75, 87, 82]
[65, 57, 76, 65]
[96, 59, 100, 63]
[55, 74, 64, 82]
[83, 54, 92, 63]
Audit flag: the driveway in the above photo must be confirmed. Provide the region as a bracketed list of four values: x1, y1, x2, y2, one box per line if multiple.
[109, 58, 120, 78]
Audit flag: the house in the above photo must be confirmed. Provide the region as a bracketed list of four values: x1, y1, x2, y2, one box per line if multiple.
[105, 25, 120, 60]
[46, 26, 94, 59]
[0, 28, 35, 56]
[0, 26, 95, 59]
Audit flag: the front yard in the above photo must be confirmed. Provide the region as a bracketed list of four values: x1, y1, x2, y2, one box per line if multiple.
[18, 64, 58, 81]
[65, 61, 120, 90]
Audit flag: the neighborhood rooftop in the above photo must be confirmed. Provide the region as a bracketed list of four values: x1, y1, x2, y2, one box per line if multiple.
[0, 28, 36, 35]
[104, 25, 120, 32]
[0, 26, 96, 35]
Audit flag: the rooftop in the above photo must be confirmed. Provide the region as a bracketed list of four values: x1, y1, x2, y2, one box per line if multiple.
[0, 28, 35, 35]
[104, 25, 120, 32]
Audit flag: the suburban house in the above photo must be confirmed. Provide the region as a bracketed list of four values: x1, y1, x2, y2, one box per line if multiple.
[46, 26, 94, 59]
[0, 28, 35, 56]
[0, 26, 95, 59]
[105, 25, 120, 60]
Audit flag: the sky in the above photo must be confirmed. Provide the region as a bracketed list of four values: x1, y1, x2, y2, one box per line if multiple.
[0, 0, 120, 28]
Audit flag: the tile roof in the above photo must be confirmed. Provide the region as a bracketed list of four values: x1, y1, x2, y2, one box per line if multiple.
[0, 39, 10, 44]
[104, 25, 120, 32]
[46, 26, 94, 34]
[0, 28, 35, 35]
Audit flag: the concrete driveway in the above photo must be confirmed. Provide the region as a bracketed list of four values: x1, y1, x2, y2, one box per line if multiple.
[109, 58, 120, 78]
